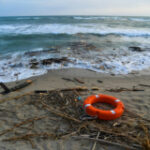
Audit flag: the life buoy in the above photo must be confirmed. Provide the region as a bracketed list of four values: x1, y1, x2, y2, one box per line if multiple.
[83, 94, 124, 120]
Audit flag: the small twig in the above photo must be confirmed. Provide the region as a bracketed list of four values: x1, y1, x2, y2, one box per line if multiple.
[91, 132, 100, 150]
[106, 87, 144, 92]
[0, 116, 47, 136]
[62, 77, 75, 82]
[139, 84, 150, 87]
[125, 109, 150, 122]
[34, 86, 88, 94]
[41, 101, 81, 123]
[3, 132, 56, 142]
[0, 92, 33, 104]
[74, 78, 84, 84]
[73, 136, 141, 150]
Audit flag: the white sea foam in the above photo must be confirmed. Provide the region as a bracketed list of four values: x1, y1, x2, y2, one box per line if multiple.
[1, 23, 150, 37]
[1, 48, 150, 82]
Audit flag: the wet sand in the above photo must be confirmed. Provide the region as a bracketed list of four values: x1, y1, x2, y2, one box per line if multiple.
[0, 68, 150, 150]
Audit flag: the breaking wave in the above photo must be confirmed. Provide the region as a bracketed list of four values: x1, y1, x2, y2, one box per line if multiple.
[1, 24, 150, 37]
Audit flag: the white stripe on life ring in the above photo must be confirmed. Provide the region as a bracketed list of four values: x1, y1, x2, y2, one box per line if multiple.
[84, 104, 91, 109]
[115, 99, 120, 102]
[95, 95, 99, 98]
[110, 110, 116, 114]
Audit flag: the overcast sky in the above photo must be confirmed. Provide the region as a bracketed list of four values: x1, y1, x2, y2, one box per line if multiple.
[0, 0, 150, 16]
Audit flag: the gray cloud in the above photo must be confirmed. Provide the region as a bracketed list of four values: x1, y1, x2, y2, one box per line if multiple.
[0, 0, 150, 16]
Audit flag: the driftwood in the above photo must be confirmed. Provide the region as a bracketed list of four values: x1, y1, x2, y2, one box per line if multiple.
[0, 82, 10, 94]
[34, 86, 89, 94]
[0, 80, 32, 95]
[106, 87, 144, 92]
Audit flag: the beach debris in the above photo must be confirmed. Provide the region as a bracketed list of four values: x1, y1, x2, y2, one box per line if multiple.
[0, 88, 149, 150]
[106, 87, 144, 92]
[0, 80, 32, 94]
[129, 46, 144, 52]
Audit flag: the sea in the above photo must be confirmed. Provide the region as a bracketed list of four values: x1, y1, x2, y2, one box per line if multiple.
[0, 16, 150, 82]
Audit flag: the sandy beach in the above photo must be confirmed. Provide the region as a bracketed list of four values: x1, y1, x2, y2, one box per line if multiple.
[0, 68, 150, 150]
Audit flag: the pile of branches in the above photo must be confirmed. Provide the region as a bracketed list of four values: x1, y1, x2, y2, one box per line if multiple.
[0, 88, 149, 150]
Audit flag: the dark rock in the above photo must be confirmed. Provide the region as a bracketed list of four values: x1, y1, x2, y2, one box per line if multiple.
[129, 47, 144, 52]
[29, 59, 39, 69]
[41, 57, 70, 65]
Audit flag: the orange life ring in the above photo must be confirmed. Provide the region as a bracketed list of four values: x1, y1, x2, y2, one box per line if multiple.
[83, 94, 124, 120]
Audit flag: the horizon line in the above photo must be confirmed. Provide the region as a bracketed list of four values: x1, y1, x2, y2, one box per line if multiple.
[0, 14, 150, 17]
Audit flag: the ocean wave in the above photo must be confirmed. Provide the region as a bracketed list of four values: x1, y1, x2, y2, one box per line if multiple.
[1, 23, 150, 37]
[73, 16, 105, 20]
[130, 17, 150, 22]
[73, 16, 126, 20]
[15, 16, 41, 20]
